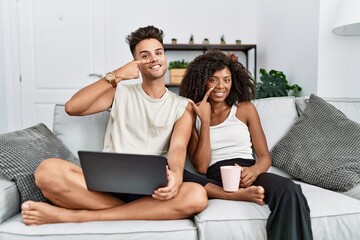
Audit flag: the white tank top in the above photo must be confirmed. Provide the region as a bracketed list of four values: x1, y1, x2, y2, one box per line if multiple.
[195, 105, 253, 166]
[103, 83, 188, 156]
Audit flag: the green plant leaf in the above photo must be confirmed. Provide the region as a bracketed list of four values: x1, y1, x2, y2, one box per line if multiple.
[168, 60, 189, 69]
[256, 68, 301, 99]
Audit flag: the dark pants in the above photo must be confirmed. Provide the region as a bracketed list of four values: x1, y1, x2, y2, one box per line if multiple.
[183, 158, 313, 240]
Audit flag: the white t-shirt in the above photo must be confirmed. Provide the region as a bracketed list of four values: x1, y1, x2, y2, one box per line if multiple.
[195, 105, 254, 166]
[103, 83, 188, 156]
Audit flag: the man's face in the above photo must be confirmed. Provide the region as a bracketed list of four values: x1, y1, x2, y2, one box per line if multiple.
[134, 38, 167, 81]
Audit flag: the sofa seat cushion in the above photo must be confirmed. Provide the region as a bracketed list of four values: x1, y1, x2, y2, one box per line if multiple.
[0, 214, 197, 240]
[195, 199, 269, 240]
[297, 180, 360, 239]
[271, 94, 360, 191]
[341, 182, 360, 200]
[0, 172, 20, 224]
[194, 181, 360, 240]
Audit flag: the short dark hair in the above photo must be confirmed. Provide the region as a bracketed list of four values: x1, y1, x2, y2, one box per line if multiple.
[126, 25, 164, 56]
[179, 50, 256, 105]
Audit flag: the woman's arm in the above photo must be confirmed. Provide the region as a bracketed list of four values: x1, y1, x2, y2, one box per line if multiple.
[187, 120, 212, 174]
[187, 88, 214, 174]
[236, 102, 272, 187]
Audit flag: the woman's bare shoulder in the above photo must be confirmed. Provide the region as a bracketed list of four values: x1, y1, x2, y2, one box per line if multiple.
[237, 101, 257, 112]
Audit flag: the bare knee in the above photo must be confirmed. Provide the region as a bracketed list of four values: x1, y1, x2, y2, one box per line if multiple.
[35, 158, 73, 192]
[179, 183, 208, 216]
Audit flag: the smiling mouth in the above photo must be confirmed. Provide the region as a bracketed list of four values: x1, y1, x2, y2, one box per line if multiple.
[213, 92, 226, 97]
[149, 63, 162, 69]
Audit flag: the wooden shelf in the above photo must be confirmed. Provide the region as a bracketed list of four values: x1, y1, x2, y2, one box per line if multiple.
[163, 43, 256, 52]
[163, 43, 257, 80]
[166, 84, 180, 87]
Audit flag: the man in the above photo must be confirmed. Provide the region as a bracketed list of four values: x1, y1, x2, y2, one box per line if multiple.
[21, 25, 207, 225]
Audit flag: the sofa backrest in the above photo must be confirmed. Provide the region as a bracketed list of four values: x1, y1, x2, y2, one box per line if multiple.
[53, 104, 110, 157]
[295, 96, 360, 124]
[53, 97, 360, 176]
[253, 96, 299, 150]
[54, 97, 300, 157]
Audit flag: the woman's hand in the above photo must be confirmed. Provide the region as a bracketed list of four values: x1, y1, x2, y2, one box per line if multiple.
[189, 87, 214, 122]
[240, 166, 259, 188]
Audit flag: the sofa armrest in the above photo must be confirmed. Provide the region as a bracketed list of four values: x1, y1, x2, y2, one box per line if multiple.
[0, 171, 20, 224]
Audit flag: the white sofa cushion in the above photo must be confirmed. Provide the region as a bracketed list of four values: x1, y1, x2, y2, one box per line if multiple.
[342, 183, 360, 200]
[253, 97, 298, 179]
[296, 96, 360, 124]
[0, 214, 197, 240]
[0, 172, 20, 225]
[53, 104, 110, 157]
[194, 180, 360, 240]
[253, 96, 298, 151]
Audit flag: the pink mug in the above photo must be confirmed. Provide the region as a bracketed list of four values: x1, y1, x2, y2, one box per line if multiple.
[220, 165, 242, 192]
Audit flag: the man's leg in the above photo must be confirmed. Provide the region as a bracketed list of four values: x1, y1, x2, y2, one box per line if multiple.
[35, 158, 123, 210]
[21, 181, 207, 225]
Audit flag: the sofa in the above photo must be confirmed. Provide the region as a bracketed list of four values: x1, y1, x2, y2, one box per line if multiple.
[1, 95, 360, 240]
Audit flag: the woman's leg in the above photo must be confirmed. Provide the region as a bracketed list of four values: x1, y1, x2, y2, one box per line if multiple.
[254, 173, 313, 240]
[184, 162, 264, 204]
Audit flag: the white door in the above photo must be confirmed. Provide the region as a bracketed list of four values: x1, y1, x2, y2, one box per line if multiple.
[17, 0, 107, 130]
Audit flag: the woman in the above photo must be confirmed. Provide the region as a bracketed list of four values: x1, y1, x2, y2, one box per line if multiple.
[179, 50, 313, 240]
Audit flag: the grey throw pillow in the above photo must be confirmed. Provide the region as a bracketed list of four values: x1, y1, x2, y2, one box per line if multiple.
[271, 94, 360, 191]
[0, 123, 79, 203]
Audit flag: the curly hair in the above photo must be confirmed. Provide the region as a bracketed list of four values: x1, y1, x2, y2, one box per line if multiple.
[179, 50, 256, 105]
[126, 25, 164, 56]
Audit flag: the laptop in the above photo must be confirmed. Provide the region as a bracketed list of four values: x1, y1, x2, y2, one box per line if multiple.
[78, 151, 168, 195]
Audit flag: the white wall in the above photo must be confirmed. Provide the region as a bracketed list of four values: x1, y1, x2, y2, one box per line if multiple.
[317, 0, 360, 97]
[257, 0, 320, 97]
[107, 0, 258, 71]
[257, 0, 360, 98]
[0, 0, 7, 133]
[1, 0, 360, 133]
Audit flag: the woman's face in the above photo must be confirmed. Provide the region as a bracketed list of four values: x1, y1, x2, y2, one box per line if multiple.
[205, 67, 232, 103]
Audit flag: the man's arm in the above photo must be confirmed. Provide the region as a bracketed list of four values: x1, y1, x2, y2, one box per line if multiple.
[65, 60, 149, 116]
[153, 102, 194, 200]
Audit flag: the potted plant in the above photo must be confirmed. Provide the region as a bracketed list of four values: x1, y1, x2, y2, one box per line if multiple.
[235, 39, 242, 45]
[168, 60, 189, 84]
[256, 68, 302, 99]
[189, 34, 194, 44]
[202, 38, 209, 44]
[220, 35, 226, 44]
[171, 38, 177, 44]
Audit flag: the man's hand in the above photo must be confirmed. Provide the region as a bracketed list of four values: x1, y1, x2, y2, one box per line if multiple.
[152, 166, 180, 201]
[114, 59, 150, 81]
[189, 87, 214, 122]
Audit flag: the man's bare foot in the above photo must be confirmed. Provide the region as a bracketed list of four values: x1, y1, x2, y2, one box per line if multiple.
[231, 186, 265, 204]
[21, 201, 74, 225]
